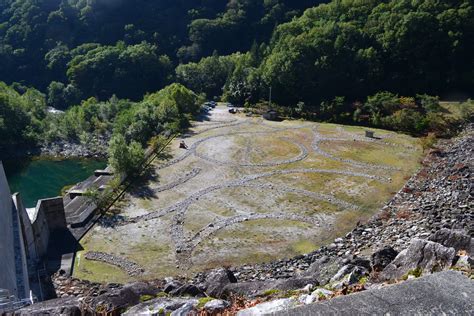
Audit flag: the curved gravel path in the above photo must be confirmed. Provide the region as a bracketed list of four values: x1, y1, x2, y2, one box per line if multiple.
[158, 123, 310, 170]
[193, 119, 238, 126]
[125, 168, 385, 222]
[187, 120, 246, 136]
[312, 127, 401, 171]
[194, 136, 308, 167]
[151, 168, 201, 193]
[126, 167, 385, 223]
[84, 252, 145, 276]
[335, 126, 417, 151]
[175, 212, 333, 264]
[117, 167, 387, 266]
[241, 183, 360, 210]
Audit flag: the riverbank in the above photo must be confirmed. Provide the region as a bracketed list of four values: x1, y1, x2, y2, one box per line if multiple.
[39, 136, 109, 159]
[0, 135, 109, 161]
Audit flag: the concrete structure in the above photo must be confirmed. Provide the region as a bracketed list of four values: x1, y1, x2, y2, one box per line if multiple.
[0, 162, 30, 300]
[263, 110, 280, 121]
[14, 194, 48, 270]
[365, 130, 375, 138]
[0, 161, 70, 308]
[0, 156, 123, 310]
[0, 157, 120, 304]
[34, 197, 67, 232]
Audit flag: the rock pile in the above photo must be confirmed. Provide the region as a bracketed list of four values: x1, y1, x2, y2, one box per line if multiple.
[40, 135, 109, 158]
[84, 252, 145, 276]
[52, 273, 102, 299]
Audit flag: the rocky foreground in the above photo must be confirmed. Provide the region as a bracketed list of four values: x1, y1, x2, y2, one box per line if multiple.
[16, 125, 473, 315]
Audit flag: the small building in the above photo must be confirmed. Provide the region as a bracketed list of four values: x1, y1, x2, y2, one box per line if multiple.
[263, 110, 279, 121]
[365, 130, 375, 138]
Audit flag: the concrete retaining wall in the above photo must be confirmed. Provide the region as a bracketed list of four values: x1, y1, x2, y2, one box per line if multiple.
[36, 197, 66, 232]
[13, 194, 40, 270]
[0, 162, 20, 297]
[0, 162, 30, 299]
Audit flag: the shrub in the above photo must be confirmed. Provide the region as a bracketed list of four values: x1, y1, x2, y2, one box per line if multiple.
[381, 109, 425, 134]
[148, 135, 169, 153]
[424, 113, 456, 137]
[359, 277, 368, 285]
[417, 94, 441, 113]
[420, 133, 437, 152]
[402, 267, 423, 280]
[365, 92, 400, 118]
[458, 100, 474, 121]
[139, 295, 155, 302]
[197, 297, 214, 308]
[108, 134, 145, 176]
[261, 289, 280, 297]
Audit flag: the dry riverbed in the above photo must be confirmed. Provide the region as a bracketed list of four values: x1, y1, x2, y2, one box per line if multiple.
[74, 107, 422, 283]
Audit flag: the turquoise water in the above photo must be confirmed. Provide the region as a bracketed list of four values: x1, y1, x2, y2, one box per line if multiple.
[3, 158, 106, 208]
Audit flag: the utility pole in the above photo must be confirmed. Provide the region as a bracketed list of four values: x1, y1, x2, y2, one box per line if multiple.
[269, 86, 272, 110]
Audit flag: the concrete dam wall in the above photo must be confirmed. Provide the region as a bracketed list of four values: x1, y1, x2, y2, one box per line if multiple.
[0, 161, 29, 300]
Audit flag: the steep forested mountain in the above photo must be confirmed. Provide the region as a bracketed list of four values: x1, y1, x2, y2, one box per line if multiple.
[261, 0, 474, 105]
[0, 0, 325, 96]
[0, 0, 473, 152]
[1, 0, 472, 104]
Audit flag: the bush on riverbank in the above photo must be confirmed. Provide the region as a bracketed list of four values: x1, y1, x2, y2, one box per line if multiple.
[108, 135, 145, 176]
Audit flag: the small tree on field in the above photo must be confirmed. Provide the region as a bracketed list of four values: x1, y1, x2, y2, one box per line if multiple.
[108, 134, 144, 176]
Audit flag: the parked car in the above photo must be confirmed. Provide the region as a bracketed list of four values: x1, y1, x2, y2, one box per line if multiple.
[204, 101, 216, 108]
[201, 105, 212, 112]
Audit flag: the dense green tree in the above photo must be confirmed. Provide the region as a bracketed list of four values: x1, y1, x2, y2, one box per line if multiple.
[180, 0, 326, 61]
[223, 57, 258, 105]
[176, 53, 237, 98]
[108, 134, 144, 176]
[1, 0, 471, 106]
[67, 42, 172, 100]
[261, 0, 474, 106]
[0, 82, 46, 147]
[113, 83, 200, 145]
[47, 81, 82, 109]
[1, 0, 473, 151]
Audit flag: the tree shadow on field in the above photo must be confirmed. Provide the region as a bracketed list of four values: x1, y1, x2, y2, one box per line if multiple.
[129, 167, 159, 199]
[195, 110, 212, 122]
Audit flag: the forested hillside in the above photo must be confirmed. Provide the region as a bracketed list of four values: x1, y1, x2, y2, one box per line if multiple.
[0, 0, 473, 152]
[0, 0, 324, 99]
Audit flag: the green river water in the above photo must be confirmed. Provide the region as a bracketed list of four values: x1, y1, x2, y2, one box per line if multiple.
[3, 158, 106, 208]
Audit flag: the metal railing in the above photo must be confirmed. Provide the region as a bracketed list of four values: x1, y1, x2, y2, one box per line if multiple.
[0, 290, 33, 313]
